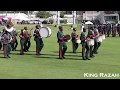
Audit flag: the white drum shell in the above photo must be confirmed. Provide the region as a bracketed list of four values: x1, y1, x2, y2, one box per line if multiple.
[97, 36, 103, 42]
[87, 39, 94, 46]
[76, 39, 81, 43]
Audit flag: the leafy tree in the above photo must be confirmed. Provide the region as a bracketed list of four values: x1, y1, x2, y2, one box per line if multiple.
[60, 11, 65, 18]
[36, 11, 51, 18]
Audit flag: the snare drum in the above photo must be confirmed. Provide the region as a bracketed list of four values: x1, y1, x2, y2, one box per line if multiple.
[76, 39, 81, 43]
[39, 27, 52, 38]
[87, 39, 94, 46]
[97, 36, 103, 42]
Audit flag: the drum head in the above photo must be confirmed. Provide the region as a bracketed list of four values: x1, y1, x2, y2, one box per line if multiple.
[40, 27, 51, 38]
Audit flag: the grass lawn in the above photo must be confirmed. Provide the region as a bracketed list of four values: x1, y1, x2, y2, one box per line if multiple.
[0, 24, 120, 79]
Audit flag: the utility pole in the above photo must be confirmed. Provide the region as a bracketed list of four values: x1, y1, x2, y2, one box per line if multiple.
[28, 11, 30, 19]
[73, 11, 76, 25]
[57, 11, 60, 25]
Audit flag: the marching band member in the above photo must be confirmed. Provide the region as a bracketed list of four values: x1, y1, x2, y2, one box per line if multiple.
[87, 26, 95, 58]
[80, 28, 90, 60]
[19, 29, 26, 55]
[11, 29, 18, 51]
[33, 25, 44, 56]
[117, 24, 120, 37]
[92, 26, 99, 54]
[112, 24, 117, 37]
[1, 30, 12, 58]
[71, 28, 78, 53]
[57, 26, 67, 59]
[0, 31, 2, 50]
[23, 27, 30, 52]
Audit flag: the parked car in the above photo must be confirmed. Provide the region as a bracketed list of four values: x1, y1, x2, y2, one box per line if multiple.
[17, 20, 30, 24]
[42, 20, 50, 24]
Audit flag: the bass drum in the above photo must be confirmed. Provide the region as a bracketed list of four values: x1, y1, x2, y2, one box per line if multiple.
[76, 39, 81, 43]
[39, 27, 52, 38]
[97, 36, 103, 42]
[87, 39, 94, 46]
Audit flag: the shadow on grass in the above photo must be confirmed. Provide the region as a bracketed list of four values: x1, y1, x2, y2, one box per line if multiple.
[35, 55, 83, 60]
[52, 51, 82, 53]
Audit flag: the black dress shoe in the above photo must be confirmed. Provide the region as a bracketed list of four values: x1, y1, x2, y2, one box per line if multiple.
[59, 58, 63, 59]
[90, 55, 95, 58]
[63, 57, 66, 59]
[83, 58, 86, 60]
[87, 58, 91, 60]
[7, 55, 11, 58]
[94, 52, 98, 54]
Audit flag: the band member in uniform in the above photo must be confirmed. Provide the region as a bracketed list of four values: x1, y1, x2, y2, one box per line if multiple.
[117, 24, 120, 37]
[112, 24, 117, 37]
[0, 29, 6, 50]
[80, 28, 90, 60]
[11, 29, 18, 51]
[19, 29, 26, 55]
[106, 24, 111, 37]
[87, 27, 95, 58]
[0, 31, 2, 50]
[33, 25, 44, 56]
[1, 30, 12, 58]
[57, 26, 67, 59]
[92, 26, 99, 54]
[71, 28, 78, 53]
[23, 27, 31, 52]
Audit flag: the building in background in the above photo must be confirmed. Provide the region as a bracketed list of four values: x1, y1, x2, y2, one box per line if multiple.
[83, 11, 119, 24]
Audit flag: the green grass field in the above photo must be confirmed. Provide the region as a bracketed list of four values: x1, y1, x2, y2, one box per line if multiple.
[0, 24, 120, 79]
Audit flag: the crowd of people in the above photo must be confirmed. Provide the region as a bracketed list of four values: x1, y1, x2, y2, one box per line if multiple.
[0, 23, 44, 58]
[0, 22, 119, 60]
[57, 25, 103, 60]
[57, 23, 120, 60]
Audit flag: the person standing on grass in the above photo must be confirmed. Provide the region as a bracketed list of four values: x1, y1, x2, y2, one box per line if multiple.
[23, 27, 30, 52]
[112, 24, 117, 37]
[33, 25, 44, 56]
[87, 26, 95, 58]
[0, 31, 2, 50]
[1, 30, 12, 58]
[19, 29, 26, 55]
[71, 28, 78, 53]
[80, 28, 90, 60]
[92, 26, 99, 54]
[11, 29, 18, 51]
[57, 26, 67, 59]
[117, 24, 120, 37]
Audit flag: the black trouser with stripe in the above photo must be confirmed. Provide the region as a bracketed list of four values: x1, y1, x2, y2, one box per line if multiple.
[93, 40, 98, 53]
[72, 41, 78, 53]
[11, 37, 18, 50]
[82, 43, 89, 59]
[96, 42, 101, 53]
[20, 39, 25, 55]
[58, 41, 67, 59]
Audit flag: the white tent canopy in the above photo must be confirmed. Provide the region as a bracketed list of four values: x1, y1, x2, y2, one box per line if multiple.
[85, 21, 93, 24]
[12, 13, 29, 21]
